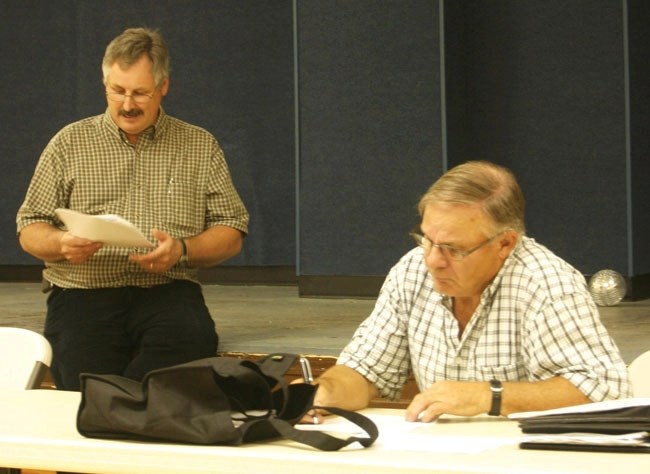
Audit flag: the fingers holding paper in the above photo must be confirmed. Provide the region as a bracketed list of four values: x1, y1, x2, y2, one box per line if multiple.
[60, 232, 103, 264]
[128, 229, 182, 273]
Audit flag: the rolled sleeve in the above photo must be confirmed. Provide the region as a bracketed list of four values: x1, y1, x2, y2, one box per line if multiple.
[338, 273, 412, 400]
[524, 293, 632, 401]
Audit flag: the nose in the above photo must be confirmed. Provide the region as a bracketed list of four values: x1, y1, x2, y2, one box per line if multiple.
[424, 246, 448, 269]
[121, 95, 137, 110]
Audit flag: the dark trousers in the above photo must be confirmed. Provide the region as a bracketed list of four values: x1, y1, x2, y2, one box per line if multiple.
[44, 280, 218, 391]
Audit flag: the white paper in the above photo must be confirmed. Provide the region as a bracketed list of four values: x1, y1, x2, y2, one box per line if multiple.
[508, 397, 650, 420]
[297, 413, 517, 453]
[55, 208, 154, 248]
[522, 431, 650, 448]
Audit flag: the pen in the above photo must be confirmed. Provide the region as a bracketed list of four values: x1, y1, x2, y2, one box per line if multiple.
[299, 357, 314, 384]
[299, 357, 318, 424]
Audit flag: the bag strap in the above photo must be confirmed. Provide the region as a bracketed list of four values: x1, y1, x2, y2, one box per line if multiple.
[265, 406, 379, 451]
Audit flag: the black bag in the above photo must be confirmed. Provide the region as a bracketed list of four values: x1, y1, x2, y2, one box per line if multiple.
[76, 354, 378, 451]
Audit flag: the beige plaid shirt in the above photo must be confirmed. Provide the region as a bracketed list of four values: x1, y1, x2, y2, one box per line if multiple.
[17, 108, 249, 289]
[338, 237, 632, 402]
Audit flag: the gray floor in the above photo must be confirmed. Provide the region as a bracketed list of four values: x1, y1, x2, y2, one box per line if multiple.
[0, 282, 648, 364]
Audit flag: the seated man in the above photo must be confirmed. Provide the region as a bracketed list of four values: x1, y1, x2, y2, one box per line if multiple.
[310, 161, 631, 422]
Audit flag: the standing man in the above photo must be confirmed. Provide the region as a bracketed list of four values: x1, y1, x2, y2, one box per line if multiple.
[16, 28, 249, 391]
[308, 161, 630, 422]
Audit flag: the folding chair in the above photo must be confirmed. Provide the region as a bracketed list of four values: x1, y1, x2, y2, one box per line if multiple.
[0, 327, 52, 389]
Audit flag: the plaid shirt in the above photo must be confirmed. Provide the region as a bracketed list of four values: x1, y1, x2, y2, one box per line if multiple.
[338, 236, 632, 402]
[17, 108, 249, 289]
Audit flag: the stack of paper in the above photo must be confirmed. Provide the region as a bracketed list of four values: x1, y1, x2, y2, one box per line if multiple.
[55, 209, 154, 248]
[510, 398, 650, 452]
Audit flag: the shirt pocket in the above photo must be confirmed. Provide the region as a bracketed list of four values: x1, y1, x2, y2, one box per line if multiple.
[154, 180, 204, 235]
[477, 363, 525, 381]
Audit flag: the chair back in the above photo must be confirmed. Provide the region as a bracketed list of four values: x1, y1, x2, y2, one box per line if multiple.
[0, 327, 52, 389]
[628, 350, 650, 397]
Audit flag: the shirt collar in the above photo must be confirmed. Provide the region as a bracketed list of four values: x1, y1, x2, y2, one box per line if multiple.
[479, 236, 523, 305]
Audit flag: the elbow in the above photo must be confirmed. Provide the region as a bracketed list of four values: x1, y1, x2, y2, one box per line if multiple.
[228, 230, 245, 258]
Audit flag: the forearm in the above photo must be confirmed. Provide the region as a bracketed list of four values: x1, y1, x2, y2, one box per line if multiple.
[408, 376, 591, 422]
[18, 223, 66, 262]
[499, 376, 591, 415]
[184, 225, 244, 268]
[314, 365, 378, 411]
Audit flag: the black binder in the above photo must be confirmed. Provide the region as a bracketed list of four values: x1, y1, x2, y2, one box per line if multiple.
[513, 398, 650, 453]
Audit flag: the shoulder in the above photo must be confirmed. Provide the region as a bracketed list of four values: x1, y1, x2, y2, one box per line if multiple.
[160, 115, 217, 142]
[51, 115, 104, 139]
[381, 248, 434, 301]
[504, 236, 588, 300]
[41, 115, 104, 156]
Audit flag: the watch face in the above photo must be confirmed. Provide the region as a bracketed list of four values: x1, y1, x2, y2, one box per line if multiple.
[490, 380, 503, 391]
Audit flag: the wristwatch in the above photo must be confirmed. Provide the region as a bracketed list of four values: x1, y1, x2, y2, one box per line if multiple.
[488, 379, 503, 416]
[178, 239, 189, 268]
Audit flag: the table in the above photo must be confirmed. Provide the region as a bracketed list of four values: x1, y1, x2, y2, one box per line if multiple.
[1, 389, 648, 474]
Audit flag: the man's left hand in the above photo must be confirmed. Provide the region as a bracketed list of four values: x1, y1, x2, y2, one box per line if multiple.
[405, 380, 491, 422]
[128, 229, 182, 273]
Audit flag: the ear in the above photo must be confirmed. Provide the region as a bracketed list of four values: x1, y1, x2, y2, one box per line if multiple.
[497, 230, 519, 259]
[160, 77, 170, 97]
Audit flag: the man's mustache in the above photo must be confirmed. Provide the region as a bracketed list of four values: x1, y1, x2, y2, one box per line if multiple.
[119, 109, 143, 118]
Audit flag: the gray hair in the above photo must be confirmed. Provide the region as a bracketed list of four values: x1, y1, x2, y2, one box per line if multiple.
[102, 28, 170, 88]
[418, 161, 526, 234]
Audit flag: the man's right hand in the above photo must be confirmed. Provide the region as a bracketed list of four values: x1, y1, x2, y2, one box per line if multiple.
[60, 232, 103, 264]
[19, 222, 103, 264]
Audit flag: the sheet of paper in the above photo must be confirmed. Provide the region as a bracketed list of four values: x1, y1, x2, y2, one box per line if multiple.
[55, 208, 154, 248]
[508, 397, 650, 420]
[296, 413, 517, 453]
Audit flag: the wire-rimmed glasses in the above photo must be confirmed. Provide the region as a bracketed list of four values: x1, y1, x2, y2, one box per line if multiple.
[409, 230, 506, 261]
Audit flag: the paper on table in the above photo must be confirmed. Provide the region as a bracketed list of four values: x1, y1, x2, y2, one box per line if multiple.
[508, 397, 650, 419]
[55, 208, 154, 248]
[297, 413, 516, 453]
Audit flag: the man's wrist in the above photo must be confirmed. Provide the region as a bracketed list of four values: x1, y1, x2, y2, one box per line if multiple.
[177, 238, 189, 268]
[488, 379, 503, 416]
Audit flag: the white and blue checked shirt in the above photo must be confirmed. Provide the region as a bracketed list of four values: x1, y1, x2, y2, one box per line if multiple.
[338, 236, 631, 402]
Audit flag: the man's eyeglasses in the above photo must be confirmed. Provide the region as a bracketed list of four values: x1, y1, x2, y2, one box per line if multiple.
[106, 92, 154, 104]
[409, 230, 506, 261]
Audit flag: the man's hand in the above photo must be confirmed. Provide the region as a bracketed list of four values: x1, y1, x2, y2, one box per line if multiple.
[405, 380, 491, 422]
[128, 229, 182, 273]
[405, 377, 592, 422]
[60, 232, 103, 264]
[296, 365, 378, 424]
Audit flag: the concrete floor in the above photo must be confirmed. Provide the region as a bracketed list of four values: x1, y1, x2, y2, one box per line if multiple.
[0, 282, 648, 364]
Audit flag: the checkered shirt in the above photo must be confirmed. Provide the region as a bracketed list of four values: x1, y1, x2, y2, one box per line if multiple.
[17, 108, 249, 289]
[338, 236, 632, 402]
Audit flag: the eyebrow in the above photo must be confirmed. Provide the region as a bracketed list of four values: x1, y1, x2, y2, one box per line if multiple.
[420, 232, 463, 248]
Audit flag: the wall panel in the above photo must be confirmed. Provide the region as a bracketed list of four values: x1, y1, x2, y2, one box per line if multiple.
[297, 0, 442, 279]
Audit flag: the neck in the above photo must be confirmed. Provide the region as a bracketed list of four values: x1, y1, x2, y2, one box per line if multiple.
[125, 133, 138, 145]
[452, 296, 480, 336]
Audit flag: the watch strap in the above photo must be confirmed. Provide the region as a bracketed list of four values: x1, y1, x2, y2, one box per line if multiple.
[178, 239, 189, 268]
[489, 379, 503, 416]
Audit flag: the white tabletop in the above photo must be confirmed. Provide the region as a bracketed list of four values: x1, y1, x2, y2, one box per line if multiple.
[1, 389, 648, 474]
